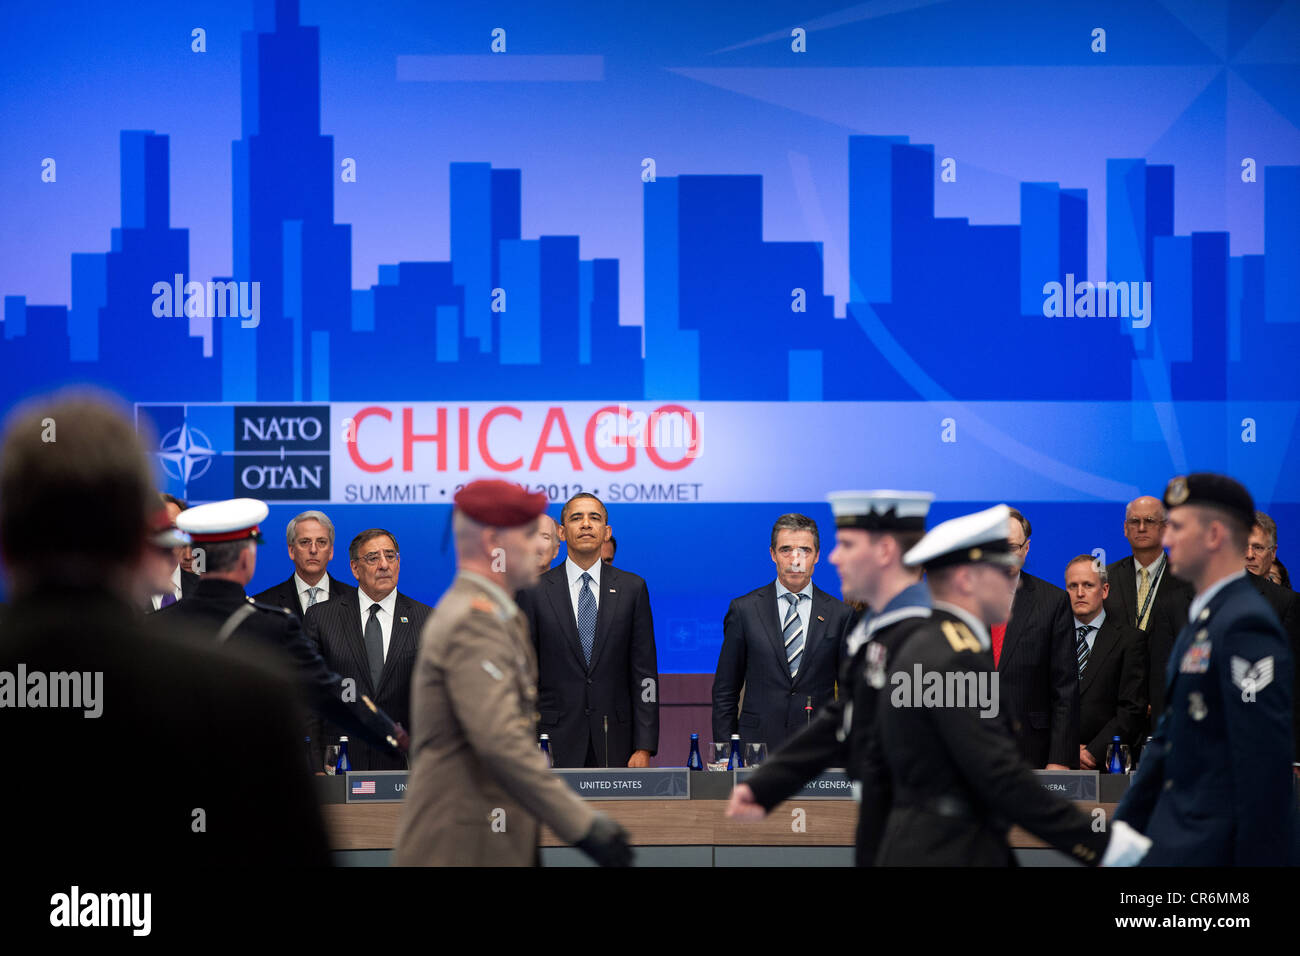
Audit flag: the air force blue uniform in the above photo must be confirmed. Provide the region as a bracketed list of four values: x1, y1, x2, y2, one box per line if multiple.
[1115, 574, 1294, 865]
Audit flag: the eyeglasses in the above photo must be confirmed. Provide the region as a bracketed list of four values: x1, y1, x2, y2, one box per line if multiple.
[1246, 543, 1276, 554]
[1126, 517, 1165, 528]
[1007, 540, 1028, 553]
[359, 550, 399, 566]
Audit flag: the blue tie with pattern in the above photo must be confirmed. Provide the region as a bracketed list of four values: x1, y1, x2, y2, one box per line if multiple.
[1076, 624, 1093, 677]
[578, 571, 597, 667]
[783, 592, 805, 678]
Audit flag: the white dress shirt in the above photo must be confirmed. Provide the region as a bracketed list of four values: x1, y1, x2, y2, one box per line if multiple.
[296, 573, 330, 615]
[151, 565, 183, 611]
[1073, 608, 1106, 656]
[358, 587, 399, 660]
[1134, 553, 1167, 611]
[565, 555, 602, 625]
[774, 579, 813, 645]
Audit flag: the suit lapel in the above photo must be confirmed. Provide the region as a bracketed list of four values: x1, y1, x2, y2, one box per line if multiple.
[761, 584, 794, 683]
[1113, 556, 1137, 626]
[377, 594, 415, 695]
[999, 574, 1033, 669]
[793, 587, 830, 685]
[1079, 618, 1118, 696]
[544, 568, 588, 671]
[344, 593, 376, 696]
[589, 565, 620, 674]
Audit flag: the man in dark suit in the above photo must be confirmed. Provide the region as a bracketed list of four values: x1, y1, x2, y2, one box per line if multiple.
[994, 508, 1078, 768]
[712, 513, 854, 751]
[1064, 556, 1148, 769]
[1116, 474, 1294, 865]
[144, 493, 200, 611]
[303, 528, 431, 771]
[727, 491, 934, 866]
[253, 510, 356, 622]
[0, 393, 329, 867]
[517, 493, 658, 768]
[1104, 495, 1195, 739]
[153, 501, 407, 765]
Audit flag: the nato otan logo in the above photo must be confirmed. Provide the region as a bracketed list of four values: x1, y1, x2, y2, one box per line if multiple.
[139, 404, 331, 502]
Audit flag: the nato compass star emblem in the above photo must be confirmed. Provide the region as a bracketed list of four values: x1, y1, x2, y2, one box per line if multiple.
[158, 422, 218, 487]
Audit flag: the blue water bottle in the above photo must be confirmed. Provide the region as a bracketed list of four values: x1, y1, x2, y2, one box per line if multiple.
[1105, 735, 1123, 774]
[336, 736, 352, 775]
[539, 733, 554, 768]
[727, 734, 744, 770]
[686, 733, 704, 771]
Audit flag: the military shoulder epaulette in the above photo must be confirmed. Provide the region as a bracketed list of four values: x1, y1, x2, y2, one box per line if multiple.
[248, 598, 293, 617]
[469, 597, 497, 615]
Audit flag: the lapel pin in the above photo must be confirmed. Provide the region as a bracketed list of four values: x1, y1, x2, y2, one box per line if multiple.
[817, 615, 825, 622]
[609, 588, 616, 593]
[400, 616, 409, 623]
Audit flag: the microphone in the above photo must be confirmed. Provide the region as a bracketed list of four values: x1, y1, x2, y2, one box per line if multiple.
[805, 696, 813, 725]
[603, 715, 610, 768]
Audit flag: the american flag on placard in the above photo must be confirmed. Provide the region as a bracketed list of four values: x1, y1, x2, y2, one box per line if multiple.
[351, 780, 376, 795]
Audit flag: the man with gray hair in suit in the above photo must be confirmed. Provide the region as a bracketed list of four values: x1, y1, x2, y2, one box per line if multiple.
[254, 509, 356, 622]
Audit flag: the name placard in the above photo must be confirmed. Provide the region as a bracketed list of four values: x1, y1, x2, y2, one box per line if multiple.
[734, 767, 854, 800]
[1032, 769, 1099, 801]
[555, 768, 690, 799]
[344, 770, 409, 803]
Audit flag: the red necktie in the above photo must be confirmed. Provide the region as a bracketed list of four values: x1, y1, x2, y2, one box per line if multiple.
[991, 624, 1006, 667]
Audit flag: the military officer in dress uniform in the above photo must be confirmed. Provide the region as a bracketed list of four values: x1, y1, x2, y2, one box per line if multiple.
[151, 497, 407, 762]
[726, 491, 936, 865]
[871, 504, 1145, 866]
[1115, 474, 1295, 865]
[393, 480, 633, 867]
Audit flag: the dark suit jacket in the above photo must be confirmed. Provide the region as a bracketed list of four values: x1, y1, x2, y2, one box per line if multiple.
[1147, 570, 1300, 758]
[711, 582, 854, 750]
[1078, 613, 1149, 765]
[303, 589, 431, 771]
[1104, 554, 1194, 633]
[998, 571, 1079, 767]
[3, 583, 329, 866]
[143, 567, 201, 613]
[253, 572, 357, 623]
[517, 562, 659, 768]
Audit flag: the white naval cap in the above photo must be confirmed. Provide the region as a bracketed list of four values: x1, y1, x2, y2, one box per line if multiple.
[827, 490, 934, 532]
[175, 497, 269, 544]
[903, 504, 1019, 571]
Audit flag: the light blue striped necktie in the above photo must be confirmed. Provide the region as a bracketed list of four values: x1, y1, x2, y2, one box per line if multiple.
[783, 592, 806, 677]
[1076, 624, 1093, 677]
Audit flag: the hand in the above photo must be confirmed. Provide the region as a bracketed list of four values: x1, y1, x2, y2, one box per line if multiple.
[393, 722, 410, 753]
[1101, 820, 1152, 867]
[725, 783, 767, 821]
[576, 813, 634, 867]
[1045, 763, 1070, 771]
[1079, 746, 1096, 770]
[627, 749, 651, 768]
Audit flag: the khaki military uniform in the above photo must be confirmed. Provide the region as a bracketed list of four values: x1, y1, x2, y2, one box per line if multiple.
[393, 571, 596, 865]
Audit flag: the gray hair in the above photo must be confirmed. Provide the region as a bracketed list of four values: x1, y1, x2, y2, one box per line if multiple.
[1255, 511, 1277, 549]
[1065, 554, 1108, 586]
[770, 513, 820, 552]
[287, 510, 335, 547]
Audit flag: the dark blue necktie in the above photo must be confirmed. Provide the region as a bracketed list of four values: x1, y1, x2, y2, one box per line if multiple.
[578, 571, 597, 667]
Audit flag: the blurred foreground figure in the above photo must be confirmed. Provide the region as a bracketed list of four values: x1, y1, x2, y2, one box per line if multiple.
[394, 479, 632, 866]
[0, 391, 328, 866]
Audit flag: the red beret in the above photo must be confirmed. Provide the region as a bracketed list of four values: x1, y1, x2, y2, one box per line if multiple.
[454, 480, 548, 528]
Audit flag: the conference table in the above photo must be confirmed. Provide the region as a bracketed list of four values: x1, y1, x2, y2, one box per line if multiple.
[319, 768, 1132, 866]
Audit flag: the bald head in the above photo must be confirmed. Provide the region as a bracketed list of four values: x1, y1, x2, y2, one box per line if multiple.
[1123, 495, 1167, 561]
